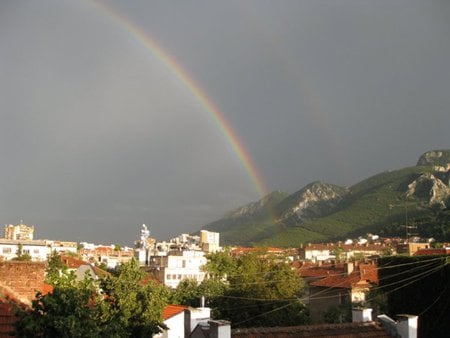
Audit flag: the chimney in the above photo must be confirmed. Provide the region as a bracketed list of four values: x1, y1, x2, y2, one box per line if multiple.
[184, 309, 191, 338]
[209, 320, 231, 338]
[185, 306, 211, 336]
[378, 314, 418, 338]
[352, 308, 372, 322]
[397, 314, 418, 338]
[345, 261, 354, 274]
[200, 295, 205, 308]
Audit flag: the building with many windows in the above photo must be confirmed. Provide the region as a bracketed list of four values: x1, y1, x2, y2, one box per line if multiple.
[0, 239, 77, 262]
[4, 223, 34, 240]
[148, 249, 207, 288]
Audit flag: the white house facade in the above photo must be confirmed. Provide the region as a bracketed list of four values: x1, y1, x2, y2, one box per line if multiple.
[150, 250, 207, 288]
[0, 239, 77, 261]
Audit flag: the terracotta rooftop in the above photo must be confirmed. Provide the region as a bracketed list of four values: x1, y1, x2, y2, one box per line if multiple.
[414, 248, 450, 255]
[231, 321, 392, 337]
[296, 262, 345, 279]
[162, 305, 187, 320]
[309, 263, 378, 289]
[0, 283, 39, 338]
[140, 273, 161, 286]
[231, 247, 284, 255]
[61, 255, 110, 278]
[0, 282, 53, 337]
[62, 255, 90, 269]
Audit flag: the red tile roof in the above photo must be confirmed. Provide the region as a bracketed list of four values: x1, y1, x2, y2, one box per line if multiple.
[61, 256, 110, 278]
[302, 244, 333, 251]
[61, 256, 90, 269]
[231, 321, 392, 337]
[297, 262, 345, 279]
[0, 285, 30, 337]
[359, 264, 379, 283]
[0, 302, 16, 338]
[414, 248, 450, 256]
[140, 274, 161, 286]
[308, 263, 378, 289]
[162, 305, 187, 320]
[231, 247, 284, 255]
[311, 271, 361, 289]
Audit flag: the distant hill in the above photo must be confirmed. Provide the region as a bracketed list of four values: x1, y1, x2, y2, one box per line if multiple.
[201, 150, 450, 246]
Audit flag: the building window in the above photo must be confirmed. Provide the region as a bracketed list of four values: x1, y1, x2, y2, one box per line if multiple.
[33, 249, 40, 254]
[2, 248, 11, 254]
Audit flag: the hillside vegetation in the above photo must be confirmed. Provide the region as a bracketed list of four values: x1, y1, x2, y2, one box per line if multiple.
[202, 150, 450, 246]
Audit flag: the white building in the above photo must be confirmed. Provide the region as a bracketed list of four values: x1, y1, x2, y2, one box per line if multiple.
[79, 244, 135, 269]
[149, 250, 207, 288]
[155, 305, 230, 338]
[200, 230, 220, 253]
[299, 244, 333, 262]
[4, 223, 34, 240]
[0, 239, 77, 262]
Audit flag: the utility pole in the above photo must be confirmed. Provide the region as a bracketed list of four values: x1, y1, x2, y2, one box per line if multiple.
[389, 201, 417, 242]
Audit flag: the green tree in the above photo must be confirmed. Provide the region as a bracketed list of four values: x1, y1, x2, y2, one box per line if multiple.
[14, 274, 103, 337]
[203, 248, 236, 280]
[172, 278, 201, 306]
[171, 277, 227, 310]
[14, 259, 169, 338]
[45, 251, 69, 285]
[211, 251, 309, 328]
[12, 243, 32, 261]
[99, 259, 169, 337]
[417, 205, 450, 241]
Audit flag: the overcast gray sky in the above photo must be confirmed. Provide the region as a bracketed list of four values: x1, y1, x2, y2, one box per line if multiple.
[1, 0, 449, 245]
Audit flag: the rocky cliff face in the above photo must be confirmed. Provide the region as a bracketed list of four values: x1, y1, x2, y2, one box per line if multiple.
[223, 190, 287, 219]
[406, 172, 450, 207]
[277, 181, 348, 224]
[417, 150, 450, 167]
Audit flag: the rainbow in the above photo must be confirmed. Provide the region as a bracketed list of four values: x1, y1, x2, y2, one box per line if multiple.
[91, 1, 270, 201]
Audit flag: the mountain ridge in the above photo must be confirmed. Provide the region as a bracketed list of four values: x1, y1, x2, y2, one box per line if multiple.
[201, 150, 450, 246]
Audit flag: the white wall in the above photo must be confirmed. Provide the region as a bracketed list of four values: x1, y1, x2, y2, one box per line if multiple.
[155, 312, 185, 338]
[0, 240, 77, 262]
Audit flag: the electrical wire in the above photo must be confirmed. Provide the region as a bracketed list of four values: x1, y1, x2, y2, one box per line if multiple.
[418, 284, 448, 316]
[232, 298, 302, 327]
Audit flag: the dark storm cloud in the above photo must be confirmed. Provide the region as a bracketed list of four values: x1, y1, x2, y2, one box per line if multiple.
[1, 0, 449, 244]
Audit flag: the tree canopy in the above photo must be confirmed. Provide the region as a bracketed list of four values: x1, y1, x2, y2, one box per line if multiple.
[14, 258, 169, 338]
[173, 249, 309, 328]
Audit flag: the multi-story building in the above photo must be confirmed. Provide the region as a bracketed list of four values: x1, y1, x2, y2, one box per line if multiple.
[148, 249, 207, 288]
[0, 239, 77, 262]
[299, 242, 392, 262]
[79, 243, 135, 269]
[200, 230, 220, 253]
[396, 242, 431, 256]
[299, 243, 333, 262]
[133, 226, 220, 287]
[4, 223, 34, 240]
